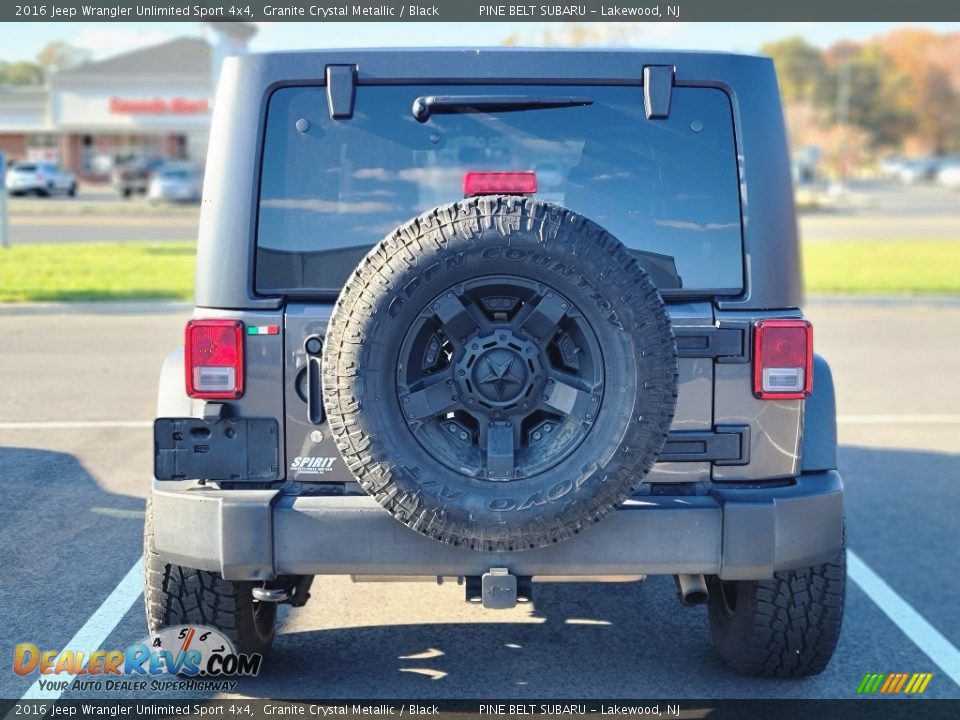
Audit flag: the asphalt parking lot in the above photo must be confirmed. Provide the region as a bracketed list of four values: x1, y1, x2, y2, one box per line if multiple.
[0, 299, 957, 702]
[5, 186, 197, 244]
[800, 181, 960, 242]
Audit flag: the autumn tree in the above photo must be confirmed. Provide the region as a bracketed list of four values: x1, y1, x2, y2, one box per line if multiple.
[874, 29, 960, 154]
[909, 62, 960, 154]
[820, 42, 913, 149]
[766, 29, 960, 154]
[36, 41, 91, 75]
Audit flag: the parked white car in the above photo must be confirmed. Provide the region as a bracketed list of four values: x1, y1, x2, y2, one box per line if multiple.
[937, 162, 960, 190]
[878, 156, 906, 180]
[147, 163, 202, 203]
[4, 162, 77, 197]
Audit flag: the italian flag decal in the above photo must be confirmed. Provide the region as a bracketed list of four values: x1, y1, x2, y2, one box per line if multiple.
[247, 325, 279, 336]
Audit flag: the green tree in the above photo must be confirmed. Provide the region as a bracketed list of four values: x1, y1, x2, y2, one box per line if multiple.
[760, 36, 829, 105]
[0, 60, 44, 85]
[0, 40, 90, 86]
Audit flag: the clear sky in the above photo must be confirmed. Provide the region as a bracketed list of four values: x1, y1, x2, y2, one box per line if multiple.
[1, 21, 958, 63]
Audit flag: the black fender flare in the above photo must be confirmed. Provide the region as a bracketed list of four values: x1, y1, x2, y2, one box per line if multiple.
[802, 354, 838, 472]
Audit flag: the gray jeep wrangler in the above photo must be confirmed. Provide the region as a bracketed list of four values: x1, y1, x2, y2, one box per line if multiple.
[145, 49, 845, 677]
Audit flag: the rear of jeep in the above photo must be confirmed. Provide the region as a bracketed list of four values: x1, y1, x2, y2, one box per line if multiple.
[145, 49, 845, 677]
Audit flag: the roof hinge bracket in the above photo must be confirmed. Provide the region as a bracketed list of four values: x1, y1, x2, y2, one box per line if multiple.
[325, 64, 357, 120]
[643, 65, 675, 120]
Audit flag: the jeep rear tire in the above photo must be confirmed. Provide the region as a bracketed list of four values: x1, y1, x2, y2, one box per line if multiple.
[143, 498, 276, 656]
[322, 196, 678, 551]
[706, 546, 846, 677]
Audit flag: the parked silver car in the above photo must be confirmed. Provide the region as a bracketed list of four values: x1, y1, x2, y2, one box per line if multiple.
[4, 162, 77, 197]
[147, 162, 202, 203]
[897, 157, 940, 184]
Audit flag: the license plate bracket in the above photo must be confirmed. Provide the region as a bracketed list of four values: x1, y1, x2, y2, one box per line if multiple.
[154, 417, 279, 481]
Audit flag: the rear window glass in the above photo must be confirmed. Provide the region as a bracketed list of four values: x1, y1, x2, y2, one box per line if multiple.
[13, 164, 37, 172]
[256, 84, 743, 296]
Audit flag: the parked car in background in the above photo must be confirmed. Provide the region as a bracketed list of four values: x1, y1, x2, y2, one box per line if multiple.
[112, 156, 166, 198]
[792, 159, 829, 208]
[147, 162, 202, 203]
[937, 161, 960, 190]
[4, 162, 77, 197]
[897, 157, 940, 184]
[878, 155, 906, 179]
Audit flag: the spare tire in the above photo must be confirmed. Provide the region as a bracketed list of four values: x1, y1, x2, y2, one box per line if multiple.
[322, 196, 677, 551]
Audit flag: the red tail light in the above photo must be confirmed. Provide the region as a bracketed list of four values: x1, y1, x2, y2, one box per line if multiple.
[184, 319, 244, 399]
[463, 171, 537, 196]
[753, 319, 813, 400]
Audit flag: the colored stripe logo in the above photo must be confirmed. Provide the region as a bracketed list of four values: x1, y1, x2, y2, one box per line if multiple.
[247, 325, 279, 336]
[857, 672, 933, 694]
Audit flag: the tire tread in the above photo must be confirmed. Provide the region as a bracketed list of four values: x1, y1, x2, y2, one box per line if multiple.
[707, 549, 845, 677]
[143, 499, 275, 655]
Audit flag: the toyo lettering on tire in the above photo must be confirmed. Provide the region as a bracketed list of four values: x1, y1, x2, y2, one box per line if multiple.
[322, 196, 678, 551]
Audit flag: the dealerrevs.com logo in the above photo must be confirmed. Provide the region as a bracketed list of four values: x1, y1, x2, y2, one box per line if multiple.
[857, 672, 934, 694]
[13, 626, 261, 692]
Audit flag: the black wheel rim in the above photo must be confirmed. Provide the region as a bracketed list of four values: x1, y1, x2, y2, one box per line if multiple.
[396, 276, 604, 481]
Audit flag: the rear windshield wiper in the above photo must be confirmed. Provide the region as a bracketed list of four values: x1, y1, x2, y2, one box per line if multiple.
[412, 94, 593, 123]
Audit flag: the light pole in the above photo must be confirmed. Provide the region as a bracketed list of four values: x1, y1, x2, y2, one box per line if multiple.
[0, 151, 9, 249]
[835, 57, 852, 187]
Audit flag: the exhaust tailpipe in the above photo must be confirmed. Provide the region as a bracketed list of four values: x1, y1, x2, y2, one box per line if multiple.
[675, 574, 709, 606]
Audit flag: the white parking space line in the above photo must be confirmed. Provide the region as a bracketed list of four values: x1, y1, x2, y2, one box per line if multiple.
[0, 421, 152, 430]
[848, 550, 960, 688]
[20, 560, 144, 701]
[838, 414, 960, 424]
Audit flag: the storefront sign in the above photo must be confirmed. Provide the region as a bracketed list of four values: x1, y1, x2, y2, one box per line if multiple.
[109, 98, 209, 115]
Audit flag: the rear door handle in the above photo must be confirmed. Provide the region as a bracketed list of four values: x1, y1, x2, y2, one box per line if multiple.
[307, 356, 324, 425]
[304, 335, 325, 425]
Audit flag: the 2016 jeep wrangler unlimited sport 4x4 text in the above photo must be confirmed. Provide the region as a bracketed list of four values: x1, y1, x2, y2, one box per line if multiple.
[146, 49, 845, 678]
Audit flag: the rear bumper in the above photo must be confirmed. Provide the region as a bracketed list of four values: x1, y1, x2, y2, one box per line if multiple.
[151, 471, 843, 582]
